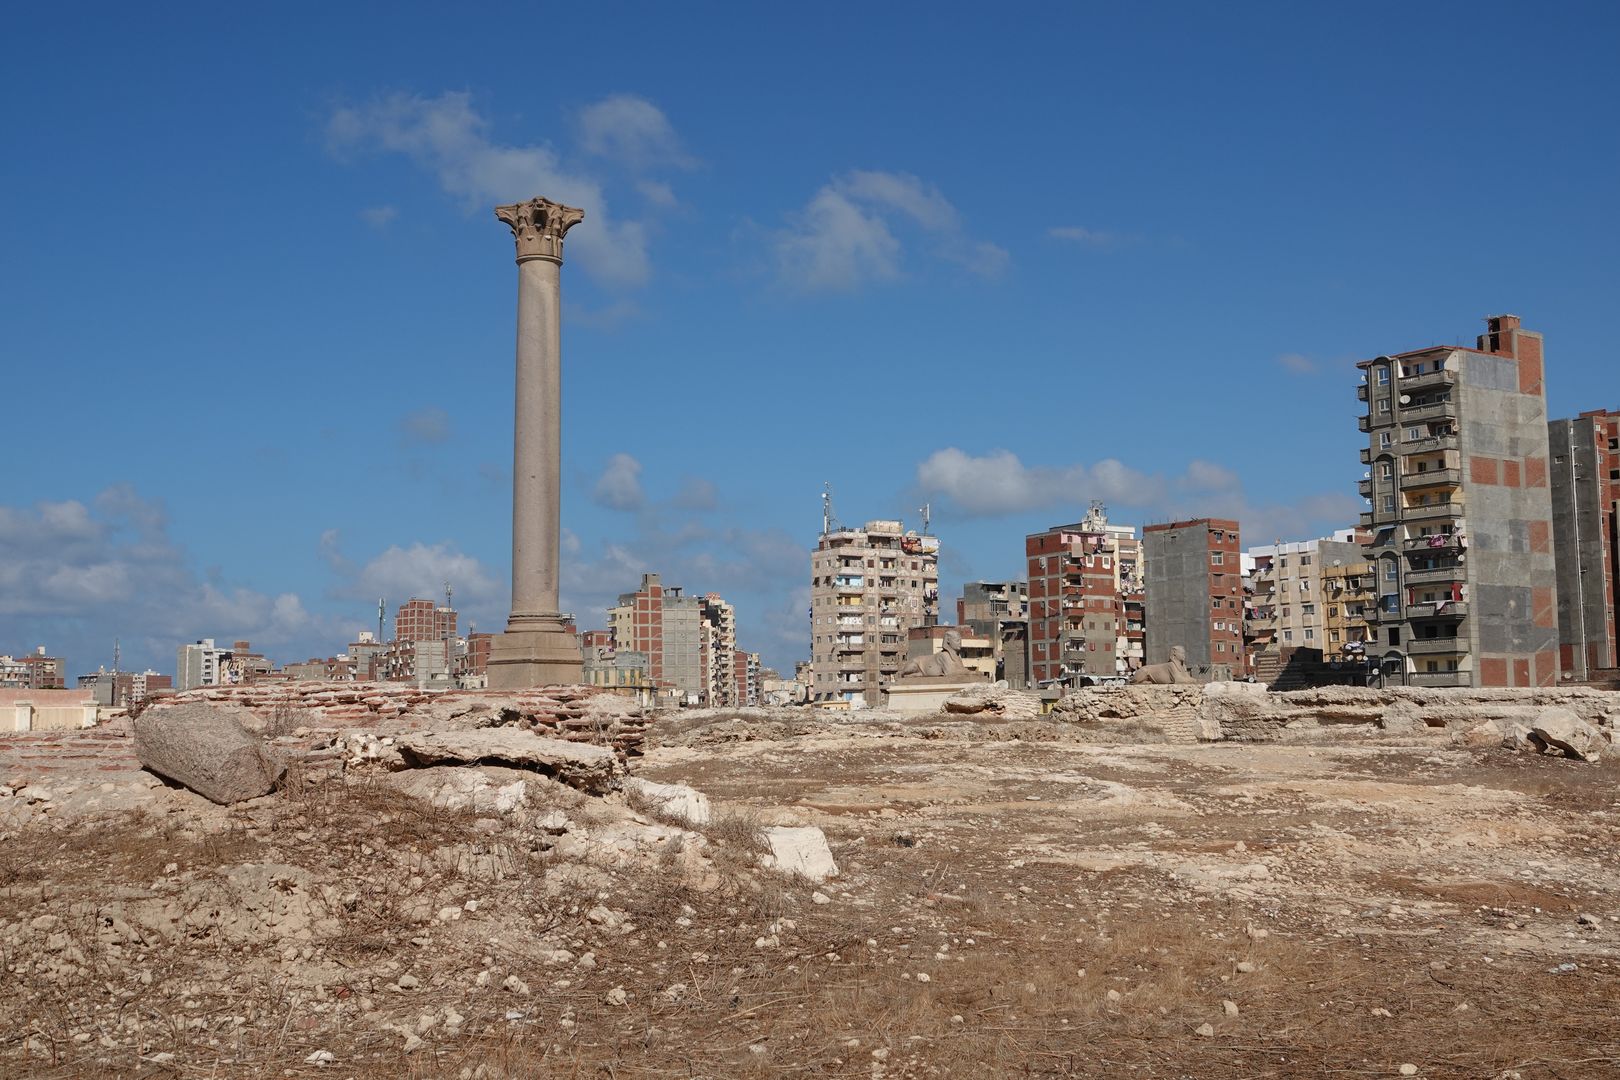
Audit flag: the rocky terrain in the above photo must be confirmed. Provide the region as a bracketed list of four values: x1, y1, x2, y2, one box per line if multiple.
[1, 684, 1618, 1078]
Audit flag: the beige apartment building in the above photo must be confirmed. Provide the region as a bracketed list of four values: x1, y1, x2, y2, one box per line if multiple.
[1243, 532, 1363, 653]
[810, 519, 940, 705]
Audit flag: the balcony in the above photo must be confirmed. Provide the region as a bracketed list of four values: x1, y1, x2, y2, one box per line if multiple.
[1400, 399, 1458, 424]
[1357, 384, 1369, 401]
[1400, 500, 1465, 521]
[1406, 635, 1463, 656]
[1404, 563, 1465, 586]
[1403, 432, 1459, 454]
[1400, 467, 1461, 490]
[1404, 532, 1463, 552]
[1409, 600, 1467, 620]
[1399, 368, 1458, 392]
[1358, 478, 1374, 498]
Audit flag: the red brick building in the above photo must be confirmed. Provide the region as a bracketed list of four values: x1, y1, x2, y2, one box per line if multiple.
[394, 598, 456, 643]
[1025, 503, 1144, 687]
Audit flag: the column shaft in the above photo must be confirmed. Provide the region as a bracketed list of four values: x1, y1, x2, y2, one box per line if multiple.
[510, 256, 562, 622]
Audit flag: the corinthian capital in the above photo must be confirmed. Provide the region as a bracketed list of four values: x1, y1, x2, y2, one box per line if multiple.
[495, 197, 585, 264]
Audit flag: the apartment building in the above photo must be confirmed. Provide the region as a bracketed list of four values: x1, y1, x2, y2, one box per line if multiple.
[609, 574, 742, 705]
[394, 598, 457, 643]
[1321, 554, 1375, 661]
[1549, 408, 1619, 677]
[733, 649, 761, 706]
[1025, 503, 1144, 687]
[956, 580, 1028, 685]
[0, 647, 67, 690]
[1243, 532, 1363, 653]
[1356, 314, 1558, 687]
[809, 519, 940, 704]
[176, 639, 226, 691]
[1143, 518, 1243, 680]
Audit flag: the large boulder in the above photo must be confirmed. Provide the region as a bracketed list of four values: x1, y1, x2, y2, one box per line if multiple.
[1527, 707, 1604, 762]
[134, 704, 286, 805]
[395, 730, 621, 794]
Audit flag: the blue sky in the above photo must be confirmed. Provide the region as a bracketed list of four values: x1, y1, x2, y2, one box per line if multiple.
[3, 2, 1617, 677]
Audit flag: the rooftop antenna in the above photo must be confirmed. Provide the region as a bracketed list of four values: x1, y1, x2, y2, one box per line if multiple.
[444, 580, 453, 610]
[378, 598, 386, 642]
[822, 483, 839, 536]
[918, 502, 932, 535]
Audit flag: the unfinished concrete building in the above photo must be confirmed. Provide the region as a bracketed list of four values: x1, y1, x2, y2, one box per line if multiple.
[1356, 314, 1559, 687]
[1143, 518, 1243, 681]
[956, 580, 1029, 685]
[1548, 408, 1620, 677]
[809, 519, 940, 705]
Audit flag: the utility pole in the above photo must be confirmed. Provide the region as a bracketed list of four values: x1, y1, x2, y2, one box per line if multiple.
[377, 598, 386, 643]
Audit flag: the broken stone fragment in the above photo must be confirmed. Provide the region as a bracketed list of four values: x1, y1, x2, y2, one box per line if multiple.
[761, 826, 838, 882]
[394, 730, 621, 794]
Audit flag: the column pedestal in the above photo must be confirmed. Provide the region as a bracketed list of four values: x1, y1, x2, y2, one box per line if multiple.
[487, 616, 582, 689]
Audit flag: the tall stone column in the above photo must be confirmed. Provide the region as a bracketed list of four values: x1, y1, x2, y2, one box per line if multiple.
[486, 197, 586, 689]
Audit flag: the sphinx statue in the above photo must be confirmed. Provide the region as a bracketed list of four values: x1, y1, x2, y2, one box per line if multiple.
[1128, 644, 1199, 685]
[895, 628, 973, 679]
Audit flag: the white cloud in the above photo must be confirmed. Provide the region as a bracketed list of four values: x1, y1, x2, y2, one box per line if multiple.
[915, 448, 1361, 549]
[774, 171, 1005, 291]
[915, 448, 1161, 516]
[343, 542, 502, 610]
[671, 477, 719, 511]
[579, 95, 694, 169]
[1277, 352, 1320, 375]
[398, 406, 451, 446]
[327, 91, 653, 287]
[592, 453, 645, 511]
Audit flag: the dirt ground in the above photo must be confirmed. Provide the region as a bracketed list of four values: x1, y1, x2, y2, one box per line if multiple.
[3, 713, 1618, 1078]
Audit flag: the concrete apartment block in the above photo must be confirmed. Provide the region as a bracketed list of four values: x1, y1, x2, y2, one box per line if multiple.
[1243, 533, 1366, 656]
[1548, 408, 1620, 676]
[610, 574, 739, 706]
[809, 519, 940, 705]
[1026, 503, 1144, 688]
[1356, 314, 1559, 687]
[1143, 518, 1242, 681]
[956, 580, 1029, 687]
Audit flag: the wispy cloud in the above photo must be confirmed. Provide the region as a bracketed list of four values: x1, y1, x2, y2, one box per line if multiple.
[592, 453, 645, 511]
[579, 94, 695, 170]
[914, 447, 1361, 545]
[1047, 226, 1142, 251]
[0, 487, 344, 672]
[774, 170, 1007, 291]
[327, 91, 669, 288]
[1277, 352, 1320, 375]
[360, 205, 398, 229]
[398, 406, 451, 446]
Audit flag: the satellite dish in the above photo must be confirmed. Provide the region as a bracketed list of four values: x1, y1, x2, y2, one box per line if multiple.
[1399, 394, 1412, 404]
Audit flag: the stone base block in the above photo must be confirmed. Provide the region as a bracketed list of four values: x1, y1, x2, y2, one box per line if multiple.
[486, 621, 583, 690]
[886, 678, 992, 715]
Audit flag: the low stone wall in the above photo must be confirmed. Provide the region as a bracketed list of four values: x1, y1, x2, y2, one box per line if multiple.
[1051, 683, 1620, 743]
[144, 682, 651, 758]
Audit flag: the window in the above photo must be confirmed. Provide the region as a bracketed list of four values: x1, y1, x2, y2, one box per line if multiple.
[1378, 398, 1391, 414]
[1283, 630, 1294, 642]
[1382, 495, 1395, 512]
[1301, 555, 1313, 566]
[1406, 426, 1424, 441]
[1388, 628, 1401, 646]
[1376, 366, 1390, 385]
[1300, 579, 1311, 593]
[1304, 629, 1315, 640]
[1302, 604, 1316, 615]
[1330, 630, 1341, 642]
[1212, 551, 1224, 565]
[1379, 462, 1393, 480]
[1380, 433, 1393, 449]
